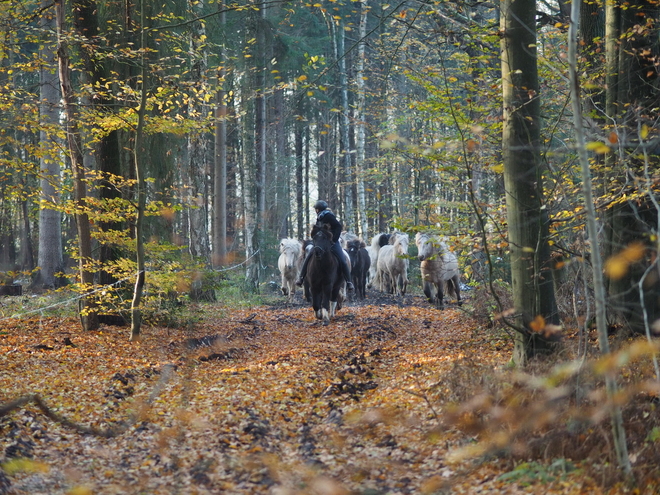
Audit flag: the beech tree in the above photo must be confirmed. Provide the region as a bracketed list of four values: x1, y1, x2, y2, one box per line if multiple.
[500, 0, 559, 364]
[604, 0, 660, 334]
[35, 1, 64, 290]
[55, 0, 98, 331]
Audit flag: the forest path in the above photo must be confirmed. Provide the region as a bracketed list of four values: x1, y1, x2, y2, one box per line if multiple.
[0, 293, 601, 494]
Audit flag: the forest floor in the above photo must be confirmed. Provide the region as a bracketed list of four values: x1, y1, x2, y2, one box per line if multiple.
[1, 287, 659, 494]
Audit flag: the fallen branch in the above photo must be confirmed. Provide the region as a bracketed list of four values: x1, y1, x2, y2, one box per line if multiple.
[0, 364, 174, 438]
[0, 394, 122, 438]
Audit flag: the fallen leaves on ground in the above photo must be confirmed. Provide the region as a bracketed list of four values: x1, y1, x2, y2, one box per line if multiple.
[0, 294, 654, 494]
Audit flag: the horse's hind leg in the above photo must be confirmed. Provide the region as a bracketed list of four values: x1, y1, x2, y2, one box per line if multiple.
[452, 276, 462, 305]
[423, 280, 435, 305]
[436, 282, 445, 309]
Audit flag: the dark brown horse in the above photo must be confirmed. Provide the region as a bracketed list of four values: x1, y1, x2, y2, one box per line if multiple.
[307, 223, 345, 324]
[347, 239, 370, 300]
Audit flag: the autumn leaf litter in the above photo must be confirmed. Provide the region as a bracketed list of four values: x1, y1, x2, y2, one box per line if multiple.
[0, 293, 620, 494]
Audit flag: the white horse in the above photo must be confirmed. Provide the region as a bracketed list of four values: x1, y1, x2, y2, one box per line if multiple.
[367, 233, 391, 290]
[415, 232, 461, 309]
[376, 232, 409, 296]
[278, 238, 303, 303]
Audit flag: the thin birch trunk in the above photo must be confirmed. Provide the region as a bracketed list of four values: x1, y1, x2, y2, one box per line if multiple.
[355, 0, 368, 238]
[130, 0, 148, 341]
[567, 0, 631, 476]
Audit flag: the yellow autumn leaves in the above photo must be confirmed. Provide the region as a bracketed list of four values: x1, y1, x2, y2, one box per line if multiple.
[604, 242, 647, 280]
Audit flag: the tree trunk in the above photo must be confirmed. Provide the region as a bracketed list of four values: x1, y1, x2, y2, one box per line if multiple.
[35, 0, 64, 290]
[273, 87, 289, 240]
[55, 0, 98, 331]
[246, 6, 268, 291]
[295, 112, 304, 238]
[604, 0, 660, 333]
[355, 0, 369, 238]
[186, 0, 210, 259]
[568, 0, 631, 475]
[338, 24, 353, 224]
[213, 3, 228, 267]
[129, 0, 149, 341]
[500, 0, 558, 365]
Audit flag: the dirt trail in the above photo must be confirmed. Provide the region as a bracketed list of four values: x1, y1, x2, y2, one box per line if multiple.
[0, 293, 600, 494]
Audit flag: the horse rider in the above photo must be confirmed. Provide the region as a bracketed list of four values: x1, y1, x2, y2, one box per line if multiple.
[296, 200, 355, 291]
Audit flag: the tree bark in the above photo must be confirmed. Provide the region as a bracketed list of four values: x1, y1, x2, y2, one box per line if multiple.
[604, 0, 660, 333]
[35, 0, 64, 290]
[213, 3, 228, 267]
[55, 0, 98, 331]
[245, 5, 268, 291]
[186, 0, 210, 260]
[568, 0, 631, 475]
[355, 0, 369, 238]
[129, 0, 149, 341]
[500, 0, 558, 365]
[338, 24, 354, 225]
[295, 112, 304, 238]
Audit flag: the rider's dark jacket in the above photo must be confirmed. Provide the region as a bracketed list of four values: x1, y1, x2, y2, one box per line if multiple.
[317, 209, 342, 243]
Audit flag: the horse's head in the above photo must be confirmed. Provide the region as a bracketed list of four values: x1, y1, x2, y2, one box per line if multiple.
[346, 239, 363, 264]
[346, 239, 361, 254]
[392, 232, 409, 256]
[311, 222, 333, 258]
[279, 238, 302, 266]
[415, 232, 432, 261]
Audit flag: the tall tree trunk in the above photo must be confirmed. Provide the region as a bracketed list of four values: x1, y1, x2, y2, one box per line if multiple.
[317, 107, 338, 209]
[355, 0, 369, 238]
[55, 0, 98, 331]
[73, 0, 124, 289]
[35, 0, 64, 290]
[186, 0, 210, 259]
[274, 87, 289, 239]
[213, 3, 228, 267]
[246, 6, 268, 291]
[20, 186, 34, 270]
[295, 111, 304, 238]
[338, 24, 353, 223]
[568, 0, 631, 475]
[129, 0, 149, 341]
[605, 0, 660, 332]
[500, 0, 558, 365]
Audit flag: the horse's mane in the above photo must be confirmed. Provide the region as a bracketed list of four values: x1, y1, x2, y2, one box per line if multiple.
[416, 232, 449, 254]
[279, 238, 302, 252]
[311, 221, 333, 238]
[389, 232, 408, 245]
